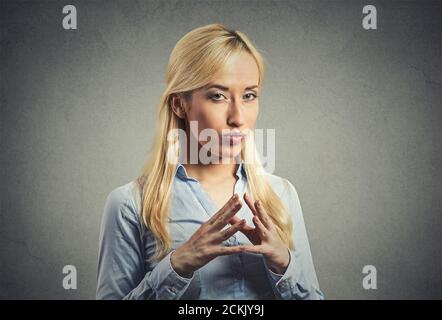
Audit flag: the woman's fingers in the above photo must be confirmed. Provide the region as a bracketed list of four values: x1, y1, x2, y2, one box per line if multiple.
[207, 194, 239, 226]
[243, 193, 258, 216]
[228, 216, 260, 245]
[215, 244, 266, 257]
[254, 200, 274, 230]
[215, 245, 247, 256]
[217, 219, 246, 242]
[229, 216, 254, 231]
[252, 215, 268, 239]
[244, 193, 272, 230]
[239, 244, 265, 255]
[229, 215, 241, 225]
[211, 200, 242, 231]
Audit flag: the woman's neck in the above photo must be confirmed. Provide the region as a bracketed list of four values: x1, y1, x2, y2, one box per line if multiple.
[182, 162, 239, 184]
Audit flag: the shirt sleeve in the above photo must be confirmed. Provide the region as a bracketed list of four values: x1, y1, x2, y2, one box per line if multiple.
[264, 179, 325, 300]
[96, 187, 194, 300]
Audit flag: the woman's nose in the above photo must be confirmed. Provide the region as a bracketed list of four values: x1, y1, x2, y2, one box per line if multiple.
[227, 99, 245, 127]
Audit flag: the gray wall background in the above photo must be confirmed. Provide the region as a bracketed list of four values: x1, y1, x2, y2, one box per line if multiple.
[1, 0, 441, 299]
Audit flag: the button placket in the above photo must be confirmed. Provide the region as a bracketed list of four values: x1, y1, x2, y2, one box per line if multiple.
[189, 164, 246, 219]
[170, 286, 178, 294]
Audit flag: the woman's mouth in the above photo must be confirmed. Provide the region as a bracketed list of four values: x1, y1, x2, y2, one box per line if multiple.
[222, 132, 245, 145]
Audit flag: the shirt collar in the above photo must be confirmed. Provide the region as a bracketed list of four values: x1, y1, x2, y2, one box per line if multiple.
[175, 161, 246, 181]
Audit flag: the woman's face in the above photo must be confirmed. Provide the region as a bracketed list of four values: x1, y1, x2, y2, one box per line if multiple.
[179, 52, 260, 162]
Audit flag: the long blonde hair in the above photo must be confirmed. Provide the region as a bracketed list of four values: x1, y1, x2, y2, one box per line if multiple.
[136, 24, 293, 261]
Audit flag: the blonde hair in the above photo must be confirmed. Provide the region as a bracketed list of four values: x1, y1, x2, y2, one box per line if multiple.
[136, 24, 293, 261]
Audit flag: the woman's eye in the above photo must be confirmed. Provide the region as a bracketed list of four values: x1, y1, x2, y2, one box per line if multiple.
[209, 93, 226, 101]
[207, 92, 258, 102]
[244, 93, 258, 101]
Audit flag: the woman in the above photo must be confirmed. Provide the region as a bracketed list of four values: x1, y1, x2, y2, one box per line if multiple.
[96, 24, 324, 300]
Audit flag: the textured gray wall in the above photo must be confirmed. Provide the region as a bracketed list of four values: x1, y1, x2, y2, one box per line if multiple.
[1, 0, 441, 299]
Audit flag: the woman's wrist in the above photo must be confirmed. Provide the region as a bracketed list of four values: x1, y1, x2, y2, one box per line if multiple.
[266, 248, 290, 275]
[170, 249, 194, 278]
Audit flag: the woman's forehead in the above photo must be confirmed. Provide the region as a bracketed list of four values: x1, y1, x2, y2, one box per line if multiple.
[213, 52, 260, 85]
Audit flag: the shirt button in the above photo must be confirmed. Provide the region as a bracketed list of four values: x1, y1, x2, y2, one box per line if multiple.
[278, 280, 289, 291]
[224, 236, 236, 246]
[170, 286, 178, 294]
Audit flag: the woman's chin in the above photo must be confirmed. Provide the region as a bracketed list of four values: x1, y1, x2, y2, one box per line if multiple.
[219, 145, 243, 162]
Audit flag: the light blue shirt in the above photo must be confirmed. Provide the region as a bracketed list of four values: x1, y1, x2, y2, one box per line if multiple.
[96, 162, 324, 300]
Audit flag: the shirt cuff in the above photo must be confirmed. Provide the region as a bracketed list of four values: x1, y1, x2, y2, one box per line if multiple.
[265, 249, 308, 299]
[147, 250, 194, 299]
[265, 249, 290, 283]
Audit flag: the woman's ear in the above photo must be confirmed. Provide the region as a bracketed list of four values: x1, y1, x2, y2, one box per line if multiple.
[171, 94, 187, 119]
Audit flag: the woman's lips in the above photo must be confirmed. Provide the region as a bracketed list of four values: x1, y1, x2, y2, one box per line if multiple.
[223, 134, 245, 145]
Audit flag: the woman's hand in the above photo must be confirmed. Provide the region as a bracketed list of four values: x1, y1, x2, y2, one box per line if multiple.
[170, 194, 247, 277]
[229, 193, 291, 275]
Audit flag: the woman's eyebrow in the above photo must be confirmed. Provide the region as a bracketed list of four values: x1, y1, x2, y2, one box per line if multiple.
[204, 84, 258, 91]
